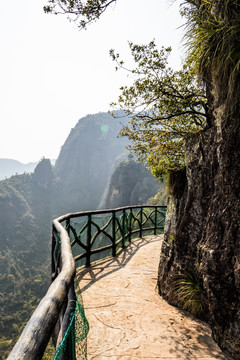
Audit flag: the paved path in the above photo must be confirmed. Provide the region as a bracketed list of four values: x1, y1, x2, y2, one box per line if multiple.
[76, 235, 228, 360]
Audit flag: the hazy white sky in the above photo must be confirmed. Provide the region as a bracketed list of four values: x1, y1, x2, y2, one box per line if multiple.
[0, 0, 184, 163]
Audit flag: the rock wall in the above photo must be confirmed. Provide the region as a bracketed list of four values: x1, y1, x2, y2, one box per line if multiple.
[54, 112, 129, 213]
[158, 119, 240, 358]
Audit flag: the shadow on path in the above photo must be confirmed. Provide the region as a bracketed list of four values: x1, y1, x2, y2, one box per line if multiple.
[76, 235, 162, 293]
[76, 235, 229, 360]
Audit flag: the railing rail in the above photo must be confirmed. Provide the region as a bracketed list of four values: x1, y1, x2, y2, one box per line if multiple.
[7, 205, 166, 360]
[7, 219, 76, 360]
[58, 205, 166, 268]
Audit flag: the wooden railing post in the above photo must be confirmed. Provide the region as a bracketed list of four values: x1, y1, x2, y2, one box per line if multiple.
[86, 215, 91, 267]
[112, 211, 116, 256]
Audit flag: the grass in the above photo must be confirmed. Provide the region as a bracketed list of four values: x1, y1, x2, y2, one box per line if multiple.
[173, 272, 203, 316]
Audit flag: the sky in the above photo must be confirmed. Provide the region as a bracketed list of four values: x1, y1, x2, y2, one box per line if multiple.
[0, 0, 185, 164]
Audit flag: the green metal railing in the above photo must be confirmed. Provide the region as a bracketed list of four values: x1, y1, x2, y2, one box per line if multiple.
[64, 205, 166, 267]
[7, 205, 166, 360]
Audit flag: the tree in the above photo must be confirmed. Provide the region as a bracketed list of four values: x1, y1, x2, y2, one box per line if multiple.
[44, 0, 117, 29]
[110, 40, 208, 179]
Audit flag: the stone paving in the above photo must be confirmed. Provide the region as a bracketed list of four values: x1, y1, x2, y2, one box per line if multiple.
[76, 235, 228, 360]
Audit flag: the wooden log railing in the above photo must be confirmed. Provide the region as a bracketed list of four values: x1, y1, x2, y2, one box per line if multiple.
[7, 205, 166, 360]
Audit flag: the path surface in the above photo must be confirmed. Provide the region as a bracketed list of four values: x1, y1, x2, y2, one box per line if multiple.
[76, 235, 227, 360]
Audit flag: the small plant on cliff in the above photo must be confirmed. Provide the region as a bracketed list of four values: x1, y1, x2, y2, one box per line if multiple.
[173, 273, 203, 316]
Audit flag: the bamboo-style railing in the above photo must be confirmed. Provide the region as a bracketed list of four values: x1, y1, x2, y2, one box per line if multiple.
[7, 205, 166, 360]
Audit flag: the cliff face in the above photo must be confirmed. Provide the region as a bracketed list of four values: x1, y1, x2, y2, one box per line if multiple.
[158, 112, 240, 358]
[158, 2, 240, 356]
[54, 112, 129, 213]
[103, 159, 160, 208]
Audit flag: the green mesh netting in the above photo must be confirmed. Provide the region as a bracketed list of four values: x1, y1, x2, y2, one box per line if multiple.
[53, 280, 89, 360]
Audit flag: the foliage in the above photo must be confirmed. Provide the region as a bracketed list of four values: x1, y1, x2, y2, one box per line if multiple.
[147, 181, 168, 206]
[44, 0, 116, 29]
[103, 158, 160, 208]
[0, 114, 131, 358]
[0, 171, 52, 359]
[183, 0, 240, 107]
[110, 40, 208, 179]
[173, 273, 203, 316]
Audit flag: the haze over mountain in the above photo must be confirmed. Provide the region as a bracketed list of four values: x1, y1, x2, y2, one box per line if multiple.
[0, 159, 38, 180]
[0, 159, 56, 180]
[53, 111, 130, 214]
[0, 111, 161, 358]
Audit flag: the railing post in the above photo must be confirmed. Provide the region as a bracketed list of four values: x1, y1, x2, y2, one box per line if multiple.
[86, 215, 91, 267]
[112, 211, 116, 256]
[129, 208, 132, 242]
[139, 207, 143, 238]
[122, 209, 126, 248]
[154, 207, 157, 235]
[66, 218, 70, 234]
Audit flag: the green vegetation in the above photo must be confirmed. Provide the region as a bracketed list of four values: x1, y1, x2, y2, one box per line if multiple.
[0, 168, 52, 359]
[173, 273, 203, 316]
[43, 0, 116, 29]
[110, 40, 208, 179]
[103, 157, 161, 208]
[147, 183, 168, 206]
[42, 2, 240, 357]
[183, 0, 240, 102]
[0, 113, 142, 358]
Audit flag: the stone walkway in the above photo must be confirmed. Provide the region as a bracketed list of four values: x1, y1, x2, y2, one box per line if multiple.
[76, 235, 228, 360]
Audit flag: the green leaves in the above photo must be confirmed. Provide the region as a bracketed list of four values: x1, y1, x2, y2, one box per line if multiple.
[173, 273, 203, 316]
[110, 40, 207, 179]
[44, 0, 117, 29]
[183, 0, 240, 105]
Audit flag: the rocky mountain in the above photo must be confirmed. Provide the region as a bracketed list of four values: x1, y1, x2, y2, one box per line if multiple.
[1, 111, 159, 357]
[102, 157, 161, 209]
[0, 158, 56, 181]
[53, 112, 130, 214]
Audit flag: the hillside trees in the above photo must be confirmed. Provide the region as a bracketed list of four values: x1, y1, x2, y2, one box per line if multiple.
[110, 40, 208, 179]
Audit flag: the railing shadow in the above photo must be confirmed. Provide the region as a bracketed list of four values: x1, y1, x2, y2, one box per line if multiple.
[76, 235, 163, 293]
[76, 234, 229, 360]
[7, 206, 166, 360]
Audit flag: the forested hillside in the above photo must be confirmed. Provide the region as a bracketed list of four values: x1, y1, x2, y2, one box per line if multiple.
[0, 165, 53, 359]
[0, 111, 160, 358]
